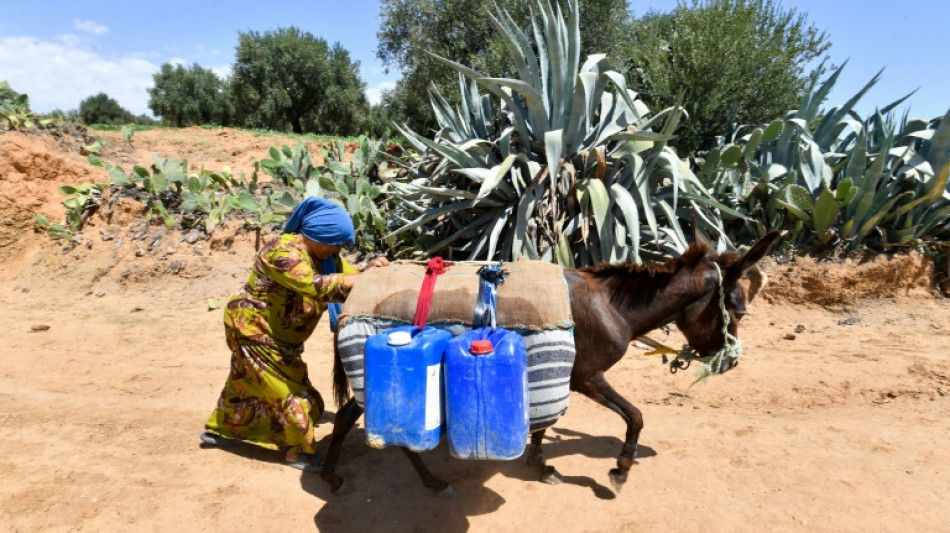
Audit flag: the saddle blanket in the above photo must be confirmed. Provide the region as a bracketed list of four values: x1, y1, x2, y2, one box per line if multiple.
[338, 318, 576, 432]
[339, 260, 574, 331]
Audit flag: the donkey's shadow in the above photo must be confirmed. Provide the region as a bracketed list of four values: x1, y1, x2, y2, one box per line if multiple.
[304, 423, 657, 532]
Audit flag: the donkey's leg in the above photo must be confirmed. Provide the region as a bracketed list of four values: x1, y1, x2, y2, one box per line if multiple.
[400, 447, 456, 499]
[320, 397, 363, 494]
[526, 429, 563, 485]
[574, 372, 643, 491]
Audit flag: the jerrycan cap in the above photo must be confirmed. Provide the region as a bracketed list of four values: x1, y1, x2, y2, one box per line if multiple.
[469, 340, 494, 355]
[387, 330, 412, 346]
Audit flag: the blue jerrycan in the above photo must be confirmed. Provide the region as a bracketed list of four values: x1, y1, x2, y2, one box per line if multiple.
[444, 326, 529, 460]
[364, 325, 452, 452]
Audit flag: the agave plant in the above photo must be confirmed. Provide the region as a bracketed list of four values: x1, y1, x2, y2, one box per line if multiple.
[386, 0, 734, 266]
[700, 61, 950, 251]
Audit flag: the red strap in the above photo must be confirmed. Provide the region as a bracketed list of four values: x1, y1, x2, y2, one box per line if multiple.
[412, 257, 448, 329]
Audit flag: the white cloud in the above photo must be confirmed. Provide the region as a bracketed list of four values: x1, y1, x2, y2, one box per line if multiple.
[161, 57, 232, 80]
[0, 36, 157, 115]
[73, 19, 108, 35]
[366, 81, 396, 105]
[210, 64, 233, 80]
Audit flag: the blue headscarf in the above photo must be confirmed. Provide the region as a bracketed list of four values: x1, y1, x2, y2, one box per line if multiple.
[283, 196, 355, 245]
[283, 197, 355, 331]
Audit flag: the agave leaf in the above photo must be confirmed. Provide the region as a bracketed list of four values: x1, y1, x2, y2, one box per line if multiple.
[797, 59, 841, 120]
[453, 167, 492, 185]
[607, 130, 676, 143]
[386, 201, 474, 238]
[656, 200, 687, 251]
[585, 179, 614, 257]
[657, 151, 682, 208]
[422, 211, 497, 255]
[555, 232, 574, 268]
[857, 192, 913, 239]
[582, 178, 609, 235]
[799, 140, 830, 193]
[544, 129, 564, 203]
[563, 71, 596, 153]
[927, 160, 950, 201]
[679, 192, 750, 221]
[485, 209, 511, 259]
[922, 109, 950, 170]
[513, 190, 538, 260]
[428, 52, 532, 144]
[610, 183, 641, 263]
[490, 7, 541, 90]
[814, 68, 883, 148]
[481, 77, 550, 133]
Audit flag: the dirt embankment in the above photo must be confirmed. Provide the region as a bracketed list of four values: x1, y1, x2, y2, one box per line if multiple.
[2, 128, 948, 532]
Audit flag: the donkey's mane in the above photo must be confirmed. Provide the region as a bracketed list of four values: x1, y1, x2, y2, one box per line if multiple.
[578, 243, 740, 311]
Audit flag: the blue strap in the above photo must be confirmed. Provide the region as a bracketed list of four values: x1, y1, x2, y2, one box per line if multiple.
[473, 263, 508, 330]
[321, 256, 342, 331]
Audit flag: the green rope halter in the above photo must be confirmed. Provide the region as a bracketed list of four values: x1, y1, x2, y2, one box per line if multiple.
[665, 262, 743, 386]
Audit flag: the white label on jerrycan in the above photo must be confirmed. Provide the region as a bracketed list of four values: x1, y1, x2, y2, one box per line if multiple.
[424, 363, 442, 430]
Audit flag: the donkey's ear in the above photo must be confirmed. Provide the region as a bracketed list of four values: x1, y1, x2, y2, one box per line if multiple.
[738, 230, 783, 273]
[691, 215, 713, 250]
[723, 230, 783, 287]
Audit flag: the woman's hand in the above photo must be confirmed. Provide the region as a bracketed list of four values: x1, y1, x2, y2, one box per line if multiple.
[366, 256, 390, 268]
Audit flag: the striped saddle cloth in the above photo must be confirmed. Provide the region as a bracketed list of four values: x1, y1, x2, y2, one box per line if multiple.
[337, 318, 575, 432]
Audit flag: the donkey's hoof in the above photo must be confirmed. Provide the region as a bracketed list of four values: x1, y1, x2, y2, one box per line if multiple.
[332, 480, 355, 496]
[608, 468, 628, 492]
[541, 466, 563, 485]
[435, 484, 457, 500]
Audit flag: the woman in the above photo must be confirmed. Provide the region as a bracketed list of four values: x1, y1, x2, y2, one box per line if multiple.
[200, 197, 388, 471]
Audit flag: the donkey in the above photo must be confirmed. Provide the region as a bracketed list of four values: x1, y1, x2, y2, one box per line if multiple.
[320, 226, 782, 496]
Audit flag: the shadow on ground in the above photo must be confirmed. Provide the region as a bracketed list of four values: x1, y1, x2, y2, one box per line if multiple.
[303, 423, 658, 532]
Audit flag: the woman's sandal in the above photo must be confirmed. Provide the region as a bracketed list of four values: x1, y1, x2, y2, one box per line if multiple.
[199, 432, 238, 447]
[286, 451, 324, 473]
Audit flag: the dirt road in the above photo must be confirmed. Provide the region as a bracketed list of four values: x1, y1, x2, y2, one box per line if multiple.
[2, 128, 948, 532]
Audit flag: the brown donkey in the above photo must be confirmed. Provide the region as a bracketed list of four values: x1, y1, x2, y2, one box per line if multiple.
[321, 226, 782, 496]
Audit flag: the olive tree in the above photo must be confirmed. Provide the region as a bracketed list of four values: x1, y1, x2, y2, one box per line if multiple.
[231, 27, 369, 135]
[376, 0, 633, 133]
[148, 63, 233, 127]
[627, 0, 832, 154]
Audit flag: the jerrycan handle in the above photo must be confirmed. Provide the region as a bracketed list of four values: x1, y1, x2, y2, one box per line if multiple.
[473, 263, 509, 330]
[412, 257, 448, 329]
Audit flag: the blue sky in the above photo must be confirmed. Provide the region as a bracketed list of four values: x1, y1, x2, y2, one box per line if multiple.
[1, 0, 947, 121]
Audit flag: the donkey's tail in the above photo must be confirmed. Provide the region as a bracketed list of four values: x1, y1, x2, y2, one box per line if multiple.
[332, 328, 351, 408]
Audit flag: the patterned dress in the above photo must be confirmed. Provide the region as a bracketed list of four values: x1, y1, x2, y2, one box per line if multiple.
[204, 233, 356, 454]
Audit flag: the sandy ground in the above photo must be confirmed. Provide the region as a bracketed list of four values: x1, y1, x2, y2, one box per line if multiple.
[2, 128, 949, 532]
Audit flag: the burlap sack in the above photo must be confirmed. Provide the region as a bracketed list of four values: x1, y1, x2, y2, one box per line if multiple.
[340, 260, 573, 330]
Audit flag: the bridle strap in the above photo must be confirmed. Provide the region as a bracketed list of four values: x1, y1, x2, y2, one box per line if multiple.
[665, 262, 743, 383]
